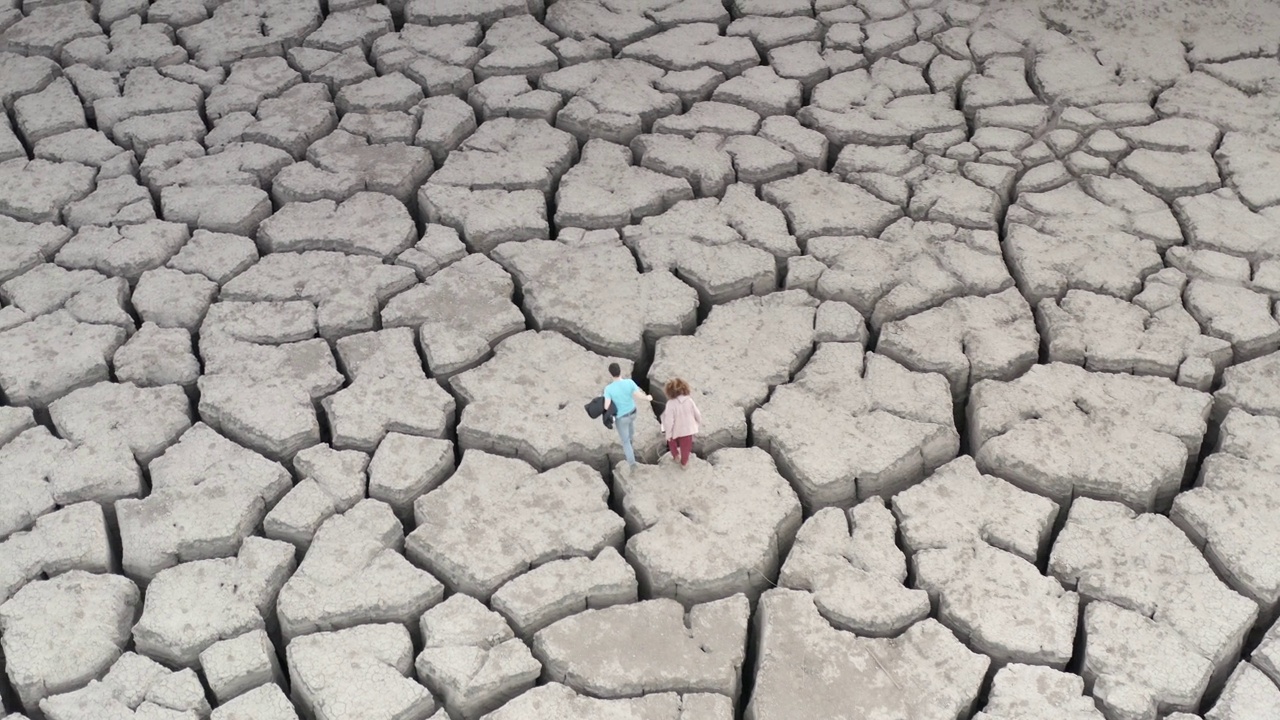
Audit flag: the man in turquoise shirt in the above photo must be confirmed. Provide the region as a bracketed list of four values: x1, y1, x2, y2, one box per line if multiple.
[603, 362, 651, 468]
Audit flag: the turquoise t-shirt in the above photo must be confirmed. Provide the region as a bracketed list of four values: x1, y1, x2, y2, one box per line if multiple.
[604, 379, 641, 417]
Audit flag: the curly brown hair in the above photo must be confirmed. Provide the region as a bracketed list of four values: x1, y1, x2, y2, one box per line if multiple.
[664, 378, 691, 398]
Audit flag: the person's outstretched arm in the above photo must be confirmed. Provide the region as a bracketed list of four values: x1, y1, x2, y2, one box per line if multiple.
[692, 398, 703, 424]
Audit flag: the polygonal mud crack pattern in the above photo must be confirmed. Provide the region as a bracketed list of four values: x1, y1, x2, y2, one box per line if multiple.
[3, 0, 1280, 719]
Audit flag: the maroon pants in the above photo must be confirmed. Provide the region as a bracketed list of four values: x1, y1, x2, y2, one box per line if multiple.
[667, 435, 693, 465]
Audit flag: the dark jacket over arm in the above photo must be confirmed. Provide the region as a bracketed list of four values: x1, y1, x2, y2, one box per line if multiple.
[584, 396, 616, 429]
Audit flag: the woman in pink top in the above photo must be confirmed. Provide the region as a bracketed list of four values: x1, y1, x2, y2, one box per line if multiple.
[660, 378, 702, 468]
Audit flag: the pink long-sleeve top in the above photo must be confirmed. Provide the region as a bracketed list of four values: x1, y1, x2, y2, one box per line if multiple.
[660, 395, 702, 440]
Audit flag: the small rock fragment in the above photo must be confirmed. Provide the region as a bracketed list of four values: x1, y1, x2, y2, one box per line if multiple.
[891, 456, 1059, 563]
[0, 310, 126, 409]
[393, 223, 467, 280]
[197, 375, 320, 461]
[165, 230, 258, 285]
[1004, 182, 1169, 304]
[493, 238, 697, 361]
[131, 268, 219, 331]
[219, 251, 417, 340]
[211, 684, 299, 720]
[807, 217, 1013, 329]
[539, 59, 681, 144]
[427, 116, 577, 197]
[653, 100, 760, 138]
[620, 24, 759, 77]
[263, 445, 369, 551]
[915, 543, 1078, 668]
[0, 502, 112, 604]
[0, 426, 70, 540]
[1204, 662, 1280, 720]
[368, 432, 455, 523]
[649, 291, 816, 451]
[1119, 149, 1221, 202]
[113, 324, 200, 389]
[322, 327, 456, 452]
[1082, 600, 1213, 720]
[420, 184, 548, 252]
[258, 192, 417, 259]
[62, 174, 154, 229]
[1037, 269, 1234, 390]
[1172, 409, 1280, 618]
[973, 664, 1105, 720]
[554, 138, 693, 229]
[50, 381, 191, 465]
[199, 629, 285, 705]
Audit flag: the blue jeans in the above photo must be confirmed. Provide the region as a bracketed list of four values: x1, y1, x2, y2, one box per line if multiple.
[615, 411, 636, 466]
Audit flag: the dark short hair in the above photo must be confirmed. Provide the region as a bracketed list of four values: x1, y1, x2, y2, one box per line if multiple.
[608, 362, 622, 377]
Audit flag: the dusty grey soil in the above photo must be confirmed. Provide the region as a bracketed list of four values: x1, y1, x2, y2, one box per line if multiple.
[2, 0, 1280, 718]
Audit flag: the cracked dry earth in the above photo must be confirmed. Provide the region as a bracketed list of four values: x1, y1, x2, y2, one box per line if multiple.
[6, 1, 1280, 720]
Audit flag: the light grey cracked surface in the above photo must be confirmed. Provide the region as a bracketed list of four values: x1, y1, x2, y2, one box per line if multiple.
[286, 623, 436, 720]
[1051, 498, 1259, 694]
[1173, 409, 1280, 617]
[616, 447, 801, 604]
[915, 542, 1079, 668]
[891, 455, 1059, 564]
[754, 342, 959, 509]
[132, 537, 295, 667]
[778, 499, 930, 637]
[746, 588, 990, 720]
[804, 218, 1014, 330]
[415, 594, 540, 720]
[5, 0, 1280, 718]
[406, 450, 624, 600]
[969, 362, 1211, 513]
[493, 236, 697, 361]
[381, 252, 524, 377]
[277, 498, 443, 641]
[649, 290, 817, 452]
[489, 547, 637, 639]
[533, 594, 750, 701]
[973, 664, 1106, 720]
[451, 330, 663, 472]
[0, 570, 139, 710]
